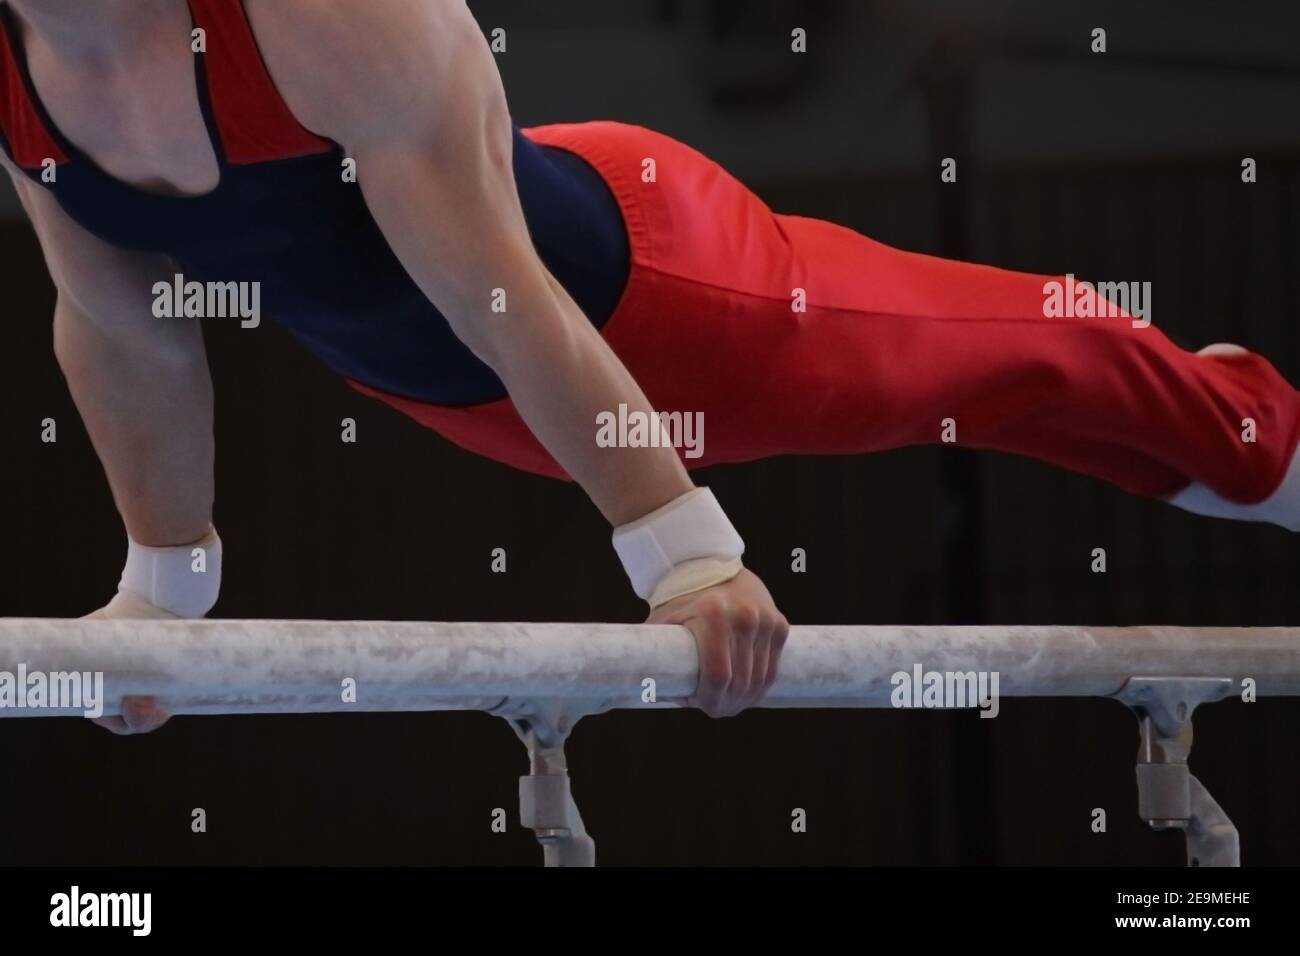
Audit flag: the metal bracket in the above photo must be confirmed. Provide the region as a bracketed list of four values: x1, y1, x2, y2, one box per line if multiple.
[1113, 677, 1238, 867]
[491, 697, 612, 867]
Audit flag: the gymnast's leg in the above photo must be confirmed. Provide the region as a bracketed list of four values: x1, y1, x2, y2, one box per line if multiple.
[364, 121, 1300, 531]
[753, 212, 1300, 528]
[540, 124, 1300, 530]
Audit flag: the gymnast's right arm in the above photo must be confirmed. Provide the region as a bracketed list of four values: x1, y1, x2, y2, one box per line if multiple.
[5, 163, 217, 733]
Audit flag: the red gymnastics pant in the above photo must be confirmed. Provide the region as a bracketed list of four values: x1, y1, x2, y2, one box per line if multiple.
[354, 122, 1300, 505]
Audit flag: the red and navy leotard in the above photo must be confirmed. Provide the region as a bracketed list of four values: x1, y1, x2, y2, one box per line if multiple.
[5, 2, 1300, 502]
[0, 0, 629, 406]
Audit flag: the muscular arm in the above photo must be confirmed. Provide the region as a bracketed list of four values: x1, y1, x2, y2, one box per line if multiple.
[4, 162, 214, 547]
[251, 0, 788, 717]
[253, 0, 692, 525]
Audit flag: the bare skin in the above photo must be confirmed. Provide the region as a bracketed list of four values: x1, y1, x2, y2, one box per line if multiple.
[3, 0, 789, 730]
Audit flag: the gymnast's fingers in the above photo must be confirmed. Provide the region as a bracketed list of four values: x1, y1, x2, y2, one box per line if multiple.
[90, 716, 133, 736]
[735, 624, 772, 715]
[659, 599, 735, 718]
[765, 615, 791, 692]
[648, 593, 725, 717]
[91, 697, 171, 736]
[724, 616, 758, 717]
[689, 614, 734, 719]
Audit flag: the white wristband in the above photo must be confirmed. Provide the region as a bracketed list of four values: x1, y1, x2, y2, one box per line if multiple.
[119, 527, 223, 618]
[612, 488, 744, 606]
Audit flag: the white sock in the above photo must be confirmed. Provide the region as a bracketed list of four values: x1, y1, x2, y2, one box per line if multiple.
[1165, 448, 1300, 532]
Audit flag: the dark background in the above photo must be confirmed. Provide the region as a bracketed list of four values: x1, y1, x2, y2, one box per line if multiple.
[1, 0, 1298, 865]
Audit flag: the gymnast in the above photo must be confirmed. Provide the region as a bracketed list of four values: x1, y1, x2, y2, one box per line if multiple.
[1, 0, 1296, 734]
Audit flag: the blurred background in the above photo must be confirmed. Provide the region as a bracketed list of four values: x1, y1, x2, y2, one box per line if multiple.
[1, 0, 1298, 865]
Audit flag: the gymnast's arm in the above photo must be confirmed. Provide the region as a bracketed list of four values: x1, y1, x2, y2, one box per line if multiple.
[4, 163, 211, 733]
[2, 164, 216, 569]
[251, 0, 788, 716]
[257, 2, 689, 526]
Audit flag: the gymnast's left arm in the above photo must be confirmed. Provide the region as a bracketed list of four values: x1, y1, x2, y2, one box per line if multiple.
[250, 0, 787, 717]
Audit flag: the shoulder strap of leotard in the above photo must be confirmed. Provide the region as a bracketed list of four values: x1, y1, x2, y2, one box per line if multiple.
[0, 4, 67, 170]
[187, 0, 332, 164]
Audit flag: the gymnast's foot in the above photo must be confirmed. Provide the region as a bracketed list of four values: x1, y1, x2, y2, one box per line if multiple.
[1162, 344, 1300, 531]
[1173, 446, 1300, 532]
[1198, 343, 1251, 359]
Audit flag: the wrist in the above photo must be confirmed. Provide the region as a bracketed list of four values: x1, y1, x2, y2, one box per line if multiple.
[611, 488, 744, 608]
[118, 525, 222, 618]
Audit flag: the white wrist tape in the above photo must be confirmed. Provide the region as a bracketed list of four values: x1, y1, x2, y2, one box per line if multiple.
[612, 488, 744, 607]
[119, 527, 222, 619]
